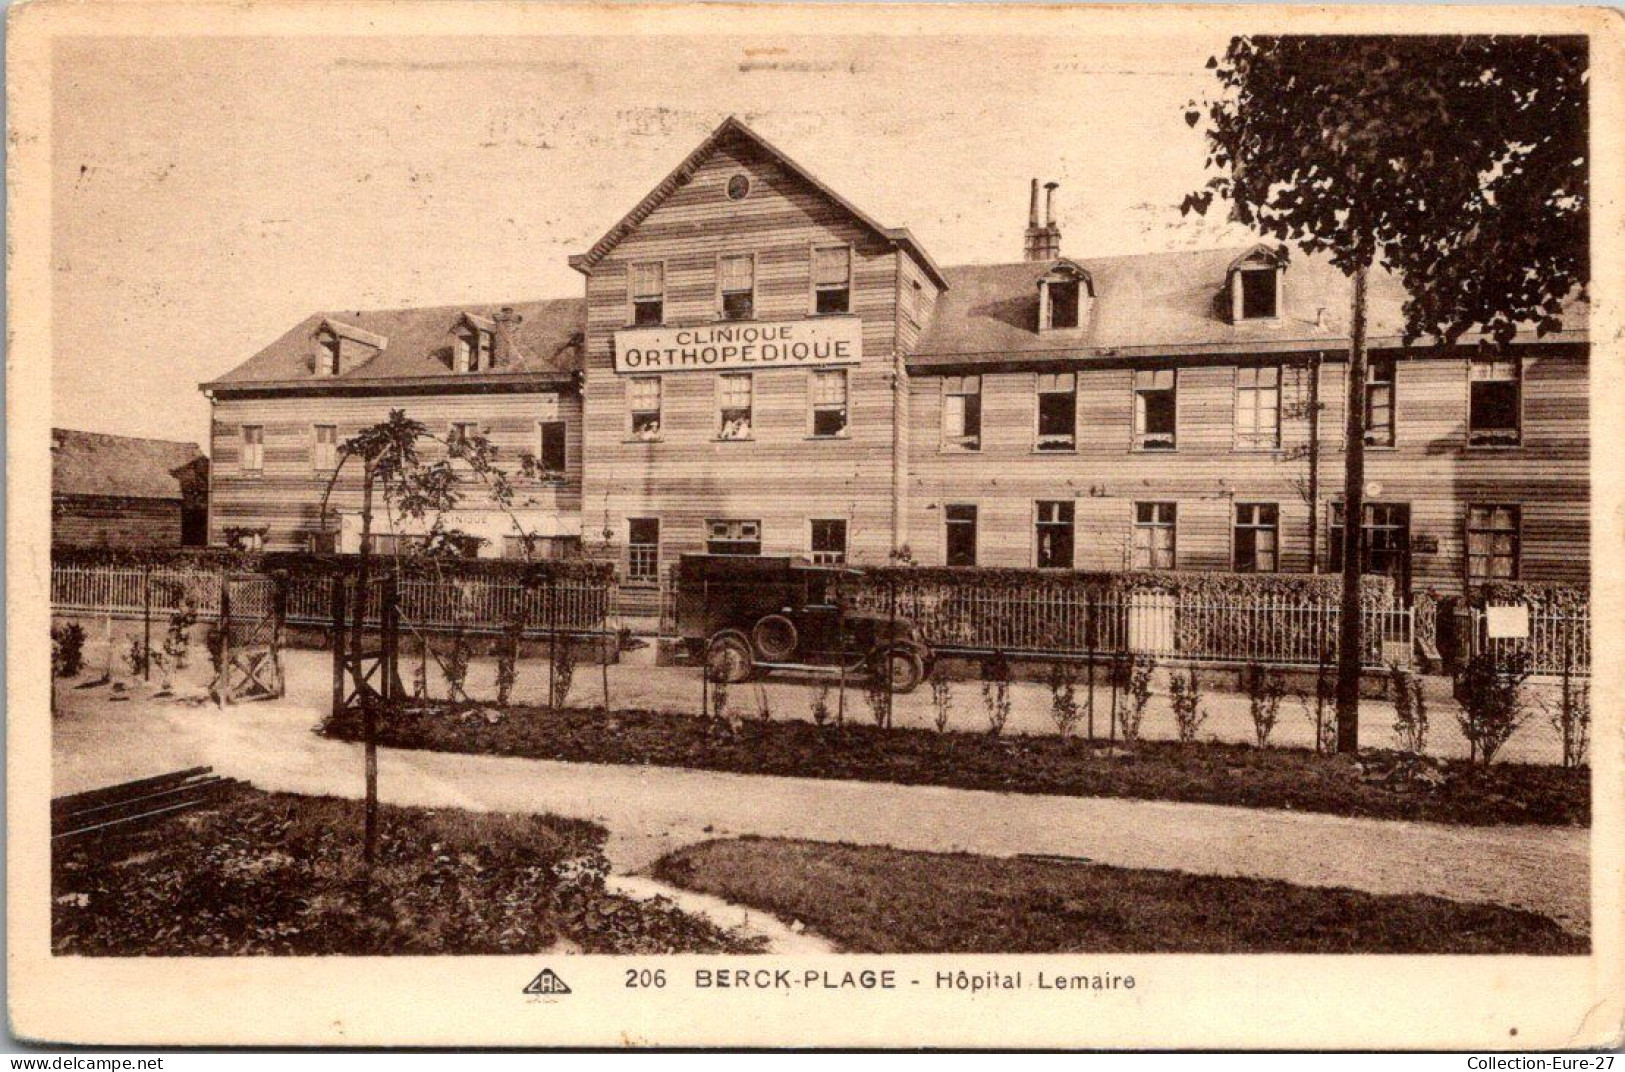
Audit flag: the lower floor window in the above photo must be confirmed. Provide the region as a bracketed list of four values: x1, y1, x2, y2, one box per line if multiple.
[1466, 505, 1520, 581]
[502, 534, 575, 561]
[1329, 502, 1411, 581]
[628, 518, 660, 583]
[1133, 502, 1177, 570]
[810, 519, 847, 565]
[706, 518, 761, 556]
[1233, 503, 1279, 572]
[945, 504, 978, 567]
[1035, 500, 1075, 569]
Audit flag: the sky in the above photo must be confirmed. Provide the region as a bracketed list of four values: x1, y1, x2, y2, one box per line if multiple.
[51, 30, 1253, 449]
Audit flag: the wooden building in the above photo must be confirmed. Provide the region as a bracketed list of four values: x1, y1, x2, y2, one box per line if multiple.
[201, 116, 1589, 599]
[52, 429, 209, 548]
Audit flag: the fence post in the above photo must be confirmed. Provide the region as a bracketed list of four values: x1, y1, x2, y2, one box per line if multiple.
[142, 566, 152, 683]
[381, 576, 399, 703]
[216, 572, 232, 708]
[1085, 591, 1097, 743]
[331, 575, 348, 716]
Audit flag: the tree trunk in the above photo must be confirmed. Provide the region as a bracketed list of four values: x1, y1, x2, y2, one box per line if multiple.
[1335, 262, 1371, 754]
[351, 464, 379, 865]
[1307, 351, 1322, 574]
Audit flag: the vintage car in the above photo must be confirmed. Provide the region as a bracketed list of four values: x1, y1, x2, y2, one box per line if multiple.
[673, 554, 932, 692]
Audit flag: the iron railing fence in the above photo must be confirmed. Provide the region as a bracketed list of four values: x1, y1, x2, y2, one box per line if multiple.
[1472, 607, 1590, 677]
[839, 583, 1412, 668]
[53, 565, 615, 639]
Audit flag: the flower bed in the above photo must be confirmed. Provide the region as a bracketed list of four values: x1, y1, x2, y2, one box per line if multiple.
[52, 787, 763, 955]
[323, 702, 1588, 827]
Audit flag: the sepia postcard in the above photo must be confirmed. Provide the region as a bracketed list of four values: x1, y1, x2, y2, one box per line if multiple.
[7, 0, 1624, 1051]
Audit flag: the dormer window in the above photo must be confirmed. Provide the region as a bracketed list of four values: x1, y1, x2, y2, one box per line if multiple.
[1240, 268, 1278, 319]
[317, 333, 341, 376]
[454, 319, 495, 372]
[1228, 248, 1285, 322]
[1037, 260, 1092, 333]
[313, 319, 385, 377]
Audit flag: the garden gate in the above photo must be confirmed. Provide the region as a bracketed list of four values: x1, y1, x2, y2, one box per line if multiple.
[330, 575, 404, 716]
[210, 572, 286, 705]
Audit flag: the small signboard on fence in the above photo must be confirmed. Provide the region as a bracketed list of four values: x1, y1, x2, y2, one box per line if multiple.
[1485, 604, 1530, 640]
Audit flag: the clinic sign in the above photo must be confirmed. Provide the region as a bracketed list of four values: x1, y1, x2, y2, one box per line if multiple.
[613, 318, 863, 374]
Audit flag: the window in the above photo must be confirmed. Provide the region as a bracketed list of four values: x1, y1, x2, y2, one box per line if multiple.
[1133, 502, 1177, 570]
[1467, 505, 1520, 581]
[812, 247, 851, 315]
[942, 375, 982, 451]
[1035, 500, 1075, 569]
[1329, 502, 1411, 582]
[719, 255, 755, 320]
[628, 518, 660, 584]
[717, 374, 753, 440]
[1365, 357, 1396, 447]
[1049, 280, 1080, 329]
[628, 376, 662, 441]
[706, 519, 761, 556]
[945, 504, 978, 567]
[1239, 267, 1277, 319]
[1235, 365, 1281, 450]
[455, 330, 493, 373]
[1234, 503, 1279, 572]
[1133, 369, 1176, 450]
[630, 262, 665, 326]
[449, 421, 479, 444]
[504, 535, 569, 560]
[537, 421, 566, 478]
[312, 424, 337, 471]
[241, 425, 263, 473]
[810, 369, 848, 437]
[1469, 357, 1521, 445]
[1036, 372, 1076, 451]
[726, 174, 750, 201]
[318, 334, 341, 376]
[810, 519, 847, 565]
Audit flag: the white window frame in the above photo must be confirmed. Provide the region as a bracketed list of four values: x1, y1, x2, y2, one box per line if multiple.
[716, 373, 754, 441]
[808, 368, 849, 439]
[312, 424, 338, 472]
[628, 261, 666, 327]
[1132, 501, 1178, 570]
[1232, 502, 1280, 573]
[941, 375, 982, 452]
[944, 503, 979, 567]
[1034, 500, 1075, 570]
[628, 376, 662, 441]
[536, 420, 567, 479]
[1035, 371, 1077, 452]
[241, 425, 264, 474]
[717, 253, 757, 321]
[1132, 368, 1177, 451]
[809, 518, 848, 565]
[627, 517, 661, 585]
[1234, 364, 1282, 451]
[810, 244, 853, 316]
[1468, 356, 1522, 447]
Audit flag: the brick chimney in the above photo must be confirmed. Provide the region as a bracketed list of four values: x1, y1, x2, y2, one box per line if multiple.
[1023, 179, 1062, 261]
[492, 306, 523, 367]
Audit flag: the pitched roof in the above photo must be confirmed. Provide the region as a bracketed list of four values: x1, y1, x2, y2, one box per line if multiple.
[568, 115, 949, 291]
[912, 246, 1589, 367]
[52, 429, 204, 501]
[203, 298, 585, 390]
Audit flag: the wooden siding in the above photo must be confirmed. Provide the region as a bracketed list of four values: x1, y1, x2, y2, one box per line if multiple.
[54, 495, 184, 549]
[580, 132, 908, 576]
[906, 346, 1588, 595]
[208, 390, 581, 551]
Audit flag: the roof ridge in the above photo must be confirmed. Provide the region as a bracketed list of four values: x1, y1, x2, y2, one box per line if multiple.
[53, 427, 202, 449]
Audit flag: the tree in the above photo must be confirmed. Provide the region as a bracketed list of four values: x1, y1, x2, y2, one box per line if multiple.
[1184, 36, 1588, 752]
[317, 410, 547, 864]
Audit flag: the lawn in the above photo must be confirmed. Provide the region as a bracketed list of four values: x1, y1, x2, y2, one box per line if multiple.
[53, 787, 763, 955]
[324, 701, 1589, 827]
[652, 838, 1587, 955]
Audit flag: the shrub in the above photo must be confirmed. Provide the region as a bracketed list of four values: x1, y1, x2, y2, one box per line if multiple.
[862, 662, 892, 729]
[980, 652, 1012, 737]
[124, 637, 151, 679]
[162, 606, 196, 677]
[1546, 675, 1590, 770]
[51, 623, 86, 679]
[810, 683, 833, 727]
[928, 672, 954, 734]
[549, 634, 576, 709]
[1453, 649, 1531, 765]
[1169, 668, 1206, 744]
[444, 629, 471, 702]
[495, 622, 522, 707]
[1389, 664, 1428, 756]
[1243, 662, 1286, 748]
[1047, 661, 1081, 738]
[1116, 654, 1155, 745]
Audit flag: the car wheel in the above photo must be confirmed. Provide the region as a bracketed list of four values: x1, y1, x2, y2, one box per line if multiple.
[751, 614, 798, 662]
[706, 631, 754, 683]
[882, 647, 925, 694]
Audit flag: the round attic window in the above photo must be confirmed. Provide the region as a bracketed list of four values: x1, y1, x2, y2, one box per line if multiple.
[726, 174, 751, 201]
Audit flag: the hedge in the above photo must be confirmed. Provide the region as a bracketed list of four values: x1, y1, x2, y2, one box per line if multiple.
[1467, 580, 1589, 614]
[51, 546, 615, 585]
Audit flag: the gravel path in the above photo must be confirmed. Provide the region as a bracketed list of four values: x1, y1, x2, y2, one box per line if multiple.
[57, 686, 1587, 937]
